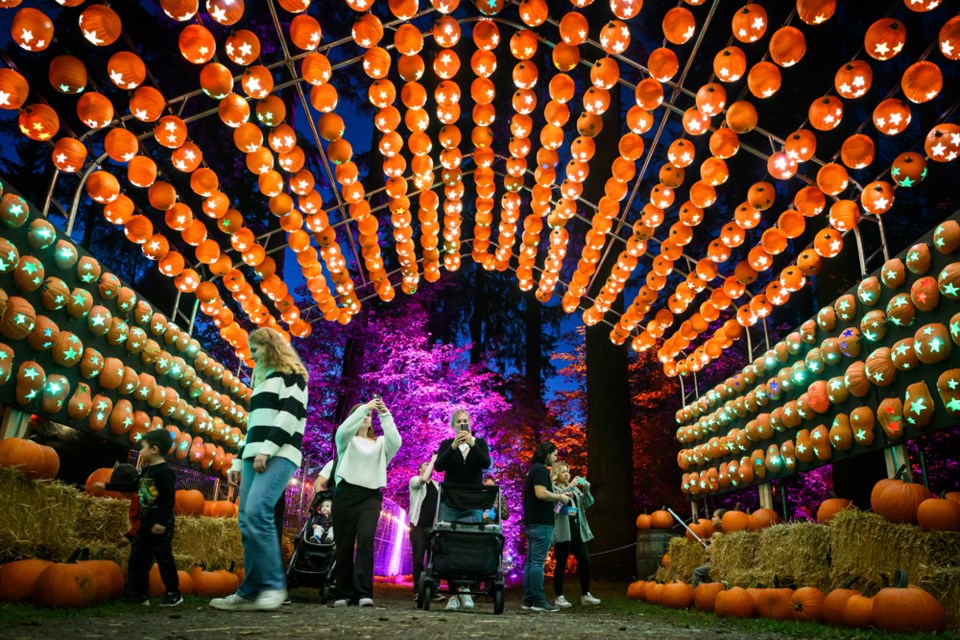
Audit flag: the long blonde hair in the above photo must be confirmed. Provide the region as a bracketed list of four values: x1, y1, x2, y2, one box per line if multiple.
[250, 327, 308, 386]
[550, 461, 569, 486]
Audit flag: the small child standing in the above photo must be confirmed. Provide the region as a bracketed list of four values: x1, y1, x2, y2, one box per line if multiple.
[310, 498, 334, 544]
[104, 463, 141, 547]
[94, 430, 181, 606]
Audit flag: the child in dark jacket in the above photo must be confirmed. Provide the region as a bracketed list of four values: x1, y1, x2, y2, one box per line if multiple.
[94, 430, 181, 606]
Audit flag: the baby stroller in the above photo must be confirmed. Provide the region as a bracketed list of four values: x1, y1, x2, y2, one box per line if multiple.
[419, 483, 506, 614]
[286, 491, 336, 602]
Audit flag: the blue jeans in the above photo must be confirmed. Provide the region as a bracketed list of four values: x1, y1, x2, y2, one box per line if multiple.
[523, 524, 554, 607]
[439, 504, 483, 524]
[236, 457, 297, 599]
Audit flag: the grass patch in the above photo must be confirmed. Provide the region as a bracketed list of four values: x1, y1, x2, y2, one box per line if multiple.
[0, 595, 208, 626]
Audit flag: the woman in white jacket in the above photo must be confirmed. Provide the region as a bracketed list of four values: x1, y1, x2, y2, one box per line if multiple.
[331, 397, 401, 608]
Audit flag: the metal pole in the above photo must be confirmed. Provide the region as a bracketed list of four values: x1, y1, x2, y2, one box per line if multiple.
[41, 168, 60, 218]
[762, 316, 771, 350]
[187, 298, 201, 336]
[917, 446, 929, 490]
[876, 215, 891, 263]
[665, 507, 706, 548]
[852, 227, 868, 277]
[745, 325, 753, 360]
[66, 151, 109, 236]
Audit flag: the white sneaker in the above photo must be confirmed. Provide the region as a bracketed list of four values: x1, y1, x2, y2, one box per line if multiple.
[445, 596, 460, 611]
[582, 592, 601, 606]
[210, 593, 258, 611]
[459, 590, 474, 610]
[333, 599, 350, 607]
[358, 598, 374, 607]
[254, 589, 287, 611]
[555, 595, 572, 608]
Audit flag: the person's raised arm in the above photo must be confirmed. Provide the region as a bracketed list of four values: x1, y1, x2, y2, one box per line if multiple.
[335, 400, 376, 455]
[376, 398, 402, 461]
[418, 453, 437, 484]
[535, 484, 571, 504]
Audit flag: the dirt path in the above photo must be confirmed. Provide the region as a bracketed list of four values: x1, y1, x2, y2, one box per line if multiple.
[0, 583, 830, 640]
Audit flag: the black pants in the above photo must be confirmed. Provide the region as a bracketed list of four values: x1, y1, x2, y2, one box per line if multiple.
[409, 524, 430, 597]
[332, 481, 382, 602]
[128, 529, 179, 598]
[553, 521, 590, 597]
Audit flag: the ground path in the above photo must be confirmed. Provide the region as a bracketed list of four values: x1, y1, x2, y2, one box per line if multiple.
[0, 582, 949, 639]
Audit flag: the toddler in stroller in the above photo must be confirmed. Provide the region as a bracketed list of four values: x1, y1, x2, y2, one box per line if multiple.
[286, 491, 337, 601]
[311, 497, 335, 544]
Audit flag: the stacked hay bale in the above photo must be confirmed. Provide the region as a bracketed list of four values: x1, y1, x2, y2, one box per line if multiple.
[710, 530, 760, 587]
[829, 509, 960, 627]
[0, 467, 80, 562]
[753, 523, 832, 591]
[655, 536, 707, 583]
[0, 467, 244, 573]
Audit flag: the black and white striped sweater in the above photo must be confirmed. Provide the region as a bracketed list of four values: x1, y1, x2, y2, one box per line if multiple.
[230, 371, 308, 471]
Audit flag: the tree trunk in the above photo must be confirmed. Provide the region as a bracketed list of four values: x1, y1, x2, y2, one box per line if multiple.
[581, 33, 634, 578]
[469, 265, 484, 365]
[524, 290, 543, 402]
[334, 309, 368, 424]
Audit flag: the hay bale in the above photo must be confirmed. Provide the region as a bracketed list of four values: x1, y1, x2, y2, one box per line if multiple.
[753, 523, 832, 590]
[75, 494, 131, 546]
[0, 467, 80, 562]
[918, 567, 960, 631]
[829, 509, 960, 592]
[711, 531, 760, 587]
[655, 536, 707, 583]
[172, 515, 243, 570]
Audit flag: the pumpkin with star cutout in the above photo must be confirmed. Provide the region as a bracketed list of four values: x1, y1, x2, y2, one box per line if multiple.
[904, 382, 935, 428]
[914, 323, 951, 365]
[936, 369, 960, 416]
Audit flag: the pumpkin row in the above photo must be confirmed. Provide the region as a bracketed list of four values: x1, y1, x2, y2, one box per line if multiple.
[0, 557, 242, 607]
[674, 220, 960, 430]
[0, 209, 251, 408]
[626, 578, 946, 633]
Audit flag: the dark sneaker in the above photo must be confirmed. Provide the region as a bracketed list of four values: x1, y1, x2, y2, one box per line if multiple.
[160, 592, 183, 607]
[531, 602, 561, 612]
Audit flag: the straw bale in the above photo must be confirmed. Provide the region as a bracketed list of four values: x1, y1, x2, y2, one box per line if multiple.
[74, 494, 131, 546]
[655, 536, 707, 583]
[710, 531, 760, 587]
[0, 467, 80, 562]
[753, 523, 832, 590]
[172, 515, 243, 570]
[829, 509, 960, 592]
[918, 567, 960, 631]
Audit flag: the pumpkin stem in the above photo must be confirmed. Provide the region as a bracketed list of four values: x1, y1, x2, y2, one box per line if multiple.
[843, 576, 859, 589]
[68, 547, 86, 563]
[893, 568, 908, 589]
[894, 464, 911, 481]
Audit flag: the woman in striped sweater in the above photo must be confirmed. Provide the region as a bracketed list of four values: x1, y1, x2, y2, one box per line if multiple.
[211, 327, 308, 612]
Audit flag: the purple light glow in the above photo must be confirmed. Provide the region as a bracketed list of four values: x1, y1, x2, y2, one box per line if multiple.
[373, 497, 413, 578]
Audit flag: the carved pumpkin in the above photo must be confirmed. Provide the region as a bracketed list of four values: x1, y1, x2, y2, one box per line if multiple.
[891, 338, 920, 371]
[914, 323, 951, 364]
[15, 360, 45, 407]
[881, 259, 906, 289]
[828, 414, 853, 451]
[41, 373, 70, 414]
[865, 347, 895, 386]
[79, 347, 103, 379]
[933, 220, 960, 255]
[906, 243, 932, 275]
[860, 310, 887, 342]
[109, 399, 134, 435]
[67, 382, 93, 420]
[26, 315, 59, 352]
[937, 369, 960, 416]
[886, 294, 916, 328]
[904, 382, 935, 428]
[98, 357, 125, 390]
[843, 361, 870, 397]
[851, 407, 876, 446]
[811, 424, 832, 460]
[878, 397, 904, 440]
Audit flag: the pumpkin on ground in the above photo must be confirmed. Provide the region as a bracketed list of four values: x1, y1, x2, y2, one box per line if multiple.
[715, 586, 755, 618]
[791, 586, 825, 622]
[627, 580, 646, 600]
[694, 582, 725, 612]
[79, 559, 124, 601]
[0, 558, 53, 602]
[842, 593, 875, 628]
[754, 587, 794, 620]
[32, 562, 98, 608]
[823, 587, 861, 625]
[659, 581, 695, 608]
[872, 570, 946, 632]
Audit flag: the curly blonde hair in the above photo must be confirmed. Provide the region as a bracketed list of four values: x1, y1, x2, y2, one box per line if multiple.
[250, 327, 308, 385]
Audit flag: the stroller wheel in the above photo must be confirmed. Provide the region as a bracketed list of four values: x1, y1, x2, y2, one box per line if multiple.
[494, 584, 504, 615]
[421, 580, 433, 611]
[321, 582, 330, 604]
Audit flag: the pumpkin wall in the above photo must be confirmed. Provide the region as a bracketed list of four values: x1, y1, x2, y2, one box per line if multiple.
[676, 214, 960, 499]
[0, 189, 249, 477]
